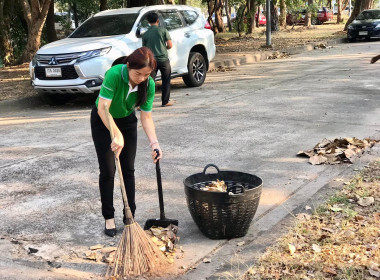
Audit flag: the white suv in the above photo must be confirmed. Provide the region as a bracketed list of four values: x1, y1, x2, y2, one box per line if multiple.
[29, 5, 216, 104]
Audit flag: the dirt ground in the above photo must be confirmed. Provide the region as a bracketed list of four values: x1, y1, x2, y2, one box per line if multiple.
[0, 23, 347, 102]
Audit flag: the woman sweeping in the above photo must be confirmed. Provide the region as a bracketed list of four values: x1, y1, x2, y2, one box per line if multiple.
[91, 47, 162, 237]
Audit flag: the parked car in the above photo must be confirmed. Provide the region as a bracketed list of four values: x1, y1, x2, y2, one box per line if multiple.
[316, 7, 333, 24]
[286, 7, 332, 25]
[255, 12, 266, 26]
[29, 5, 216, 104]
[347, 9, 380, 42]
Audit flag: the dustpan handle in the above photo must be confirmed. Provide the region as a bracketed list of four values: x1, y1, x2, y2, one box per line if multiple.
[154, 149, 166, 220]
[104, 103, 133, 220]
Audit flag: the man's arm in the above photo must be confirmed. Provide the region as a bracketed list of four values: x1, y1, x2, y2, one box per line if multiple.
[166, 40, 173, 49]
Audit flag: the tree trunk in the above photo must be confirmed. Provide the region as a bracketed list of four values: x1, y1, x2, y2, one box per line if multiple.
[214, 0, 225, 33]
[344, 0, 374, 30]
[207, 0, 217, 33]
[279, 0, 286, 27]
[19, 0, 51, 63]
[179, 0, 187, 3]
[0, 0, 14, 65]
[270, 0, 279, 31]
[46, 0, 57, 42]
[166, 0, 175, 4]
[225, 0, 232, 31]
[336, 0, 342, 23]
[100, 0, 107, 11]
[304, 0, 313, 27]
[247, 0, 256, 33]
[256, 6, 260, 27]
[72, 2, 79, 28]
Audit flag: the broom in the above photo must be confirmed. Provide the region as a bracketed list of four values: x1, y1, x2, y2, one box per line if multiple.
[104, 103, 169, 279]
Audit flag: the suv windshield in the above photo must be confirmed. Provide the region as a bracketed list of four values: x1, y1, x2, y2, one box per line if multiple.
[357, 10, 380, 20]
[70, 14, 138, 38]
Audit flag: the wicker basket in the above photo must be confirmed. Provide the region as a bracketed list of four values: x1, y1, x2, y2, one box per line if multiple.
[184, 164, 262, 239]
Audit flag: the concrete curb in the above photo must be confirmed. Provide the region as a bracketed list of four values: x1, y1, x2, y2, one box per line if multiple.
[0, 95, 44, 113]
[208, 37, 347, 71]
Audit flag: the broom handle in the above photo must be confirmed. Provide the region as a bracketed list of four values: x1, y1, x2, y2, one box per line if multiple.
[104, 103, 133, 220]
[154, 150, 166, 220]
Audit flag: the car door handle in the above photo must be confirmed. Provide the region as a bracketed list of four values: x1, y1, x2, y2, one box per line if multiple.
[184, 33, 191, 38]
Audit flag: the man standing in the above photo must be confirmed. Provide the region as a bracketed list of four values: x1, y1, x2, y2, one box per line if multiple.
[143, 12, 173, 107]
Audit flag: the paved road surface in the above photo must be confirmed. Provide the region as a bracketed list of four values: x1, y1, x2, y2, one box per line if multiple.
[0, 40, 379, 279]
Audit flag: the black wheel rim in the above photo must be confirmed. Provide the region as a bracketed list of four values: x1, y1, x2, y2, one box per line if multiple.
[191, 57, 205, 82]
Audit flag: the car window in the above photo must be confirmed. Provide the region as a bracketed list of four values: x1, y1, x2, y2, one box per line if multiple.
[136, 14, 150, 37]
[70, 14, 138, 38]
[180, 10, 198, 26]
[357, 10, 380, 20]
[160, 10, 183, 30]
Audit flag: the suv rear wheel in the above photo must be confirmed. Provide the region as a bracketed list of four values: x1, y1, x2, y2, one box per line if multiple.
[182, 52, 206, 87]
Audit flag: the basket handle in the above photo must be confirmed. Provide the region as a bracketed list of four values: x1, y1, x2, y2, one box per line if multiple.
[203, 164, 220, 175]
[227, 184, 245, 196]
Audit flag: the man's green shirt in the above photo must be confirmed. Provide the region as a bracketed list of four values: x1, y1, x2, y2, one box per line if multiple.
[142, 25, 171, 62]
[95, 64, 155, 118]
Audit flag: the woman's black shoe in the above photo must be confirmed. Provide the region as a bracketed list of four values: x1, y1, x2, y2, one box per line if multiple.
[104, 222, 117, 237]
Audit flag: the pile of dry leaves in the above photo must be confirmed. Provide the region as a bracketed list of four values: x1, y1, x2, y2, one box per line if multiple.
[201, 179, 227, 192]
[297, 137, 378, 165]
[84, 224, 181, 264]
[268, 51, 290, 59]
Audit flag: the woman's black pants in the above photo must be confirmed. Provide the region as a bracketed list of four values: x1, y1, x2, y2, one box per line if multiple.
[90, 106, 137, 220]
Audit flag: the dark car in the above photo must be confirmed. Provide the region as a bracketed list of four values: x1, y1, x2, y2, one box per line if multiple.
[347, 9, 380, 42]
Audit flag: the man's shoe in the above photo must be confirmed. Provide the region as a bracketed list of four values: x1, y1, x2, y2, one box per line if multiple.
[162, 101, 174, 107]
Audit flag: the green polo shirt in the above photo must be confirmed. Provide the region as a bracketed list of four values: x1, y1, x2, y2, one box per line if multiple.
[142, 25, 171, 62]
[96, 64, 155, 118]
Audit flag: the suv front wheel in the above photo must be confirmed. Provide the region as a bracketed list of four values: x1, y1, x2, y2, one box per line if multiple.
[182, 52, 206, 87]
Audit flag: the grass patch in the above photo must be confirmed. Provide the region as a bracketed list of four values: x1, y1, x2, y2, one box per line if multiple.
[246, 159, 380, 280]
[215, 23, 347, 53]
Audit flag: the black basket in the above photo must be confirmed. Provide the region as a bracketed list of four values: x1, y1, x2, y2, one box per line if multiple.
[183, 164, 263, 239]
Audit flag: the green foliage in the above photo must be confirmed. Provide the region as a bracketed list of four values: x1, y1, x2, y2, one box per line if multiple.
[9, 14, 28, 62]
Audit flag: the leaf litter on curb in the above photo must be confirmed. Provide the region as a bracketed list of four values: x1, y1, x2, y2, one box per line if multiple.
[297, 137, 378, 165]
[246, 159, 380, 280]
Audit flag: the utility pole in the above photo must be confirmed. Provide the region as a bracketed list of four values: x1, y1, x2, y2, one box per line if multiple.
[266, 0, 271, 46]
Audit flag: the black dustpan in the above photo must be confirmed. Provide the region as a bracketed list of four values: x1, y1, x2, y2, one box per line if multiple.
[144, 149, 179, 230]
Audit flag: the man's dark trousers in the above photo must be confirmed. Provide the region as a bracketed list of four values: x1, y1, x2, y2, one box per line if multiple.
[151, 59, 171, 106]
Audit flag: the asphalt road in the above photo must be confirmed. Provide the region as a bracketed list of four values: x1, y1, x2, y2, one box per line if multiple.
[0, 40, 379, 280]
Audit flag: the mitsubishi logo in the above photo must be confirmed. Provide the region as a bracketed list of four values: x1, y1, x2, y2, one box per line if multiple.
[48, 57, 58, 65]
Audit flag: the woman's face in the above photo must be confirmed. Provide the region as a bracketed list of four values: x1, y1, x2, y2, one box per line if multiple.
[128, 65, 152, 85]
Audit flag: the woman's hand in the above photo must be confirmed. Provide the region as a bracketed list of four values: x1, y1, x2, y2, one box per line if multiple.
[111, 134, 124, 159]
[151, 143, 162, 163]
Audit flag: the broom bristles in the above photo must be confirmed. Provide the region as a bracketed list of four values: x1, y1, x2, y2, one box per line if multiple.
[106, 222, 170, 279]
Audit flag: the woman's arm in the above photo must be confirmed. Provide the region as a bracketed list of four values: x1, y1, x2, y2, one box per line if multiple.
[97, 97, 124, 158]
[140, 110, 162, 163]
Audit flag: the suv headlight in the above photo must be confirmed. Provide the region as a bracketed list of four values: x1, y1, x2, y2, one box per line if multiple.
[31, 54, 39, 66]
[348, 25, 354, 30]
[77, 47, 112, 62]
[375, 23, 380, 29]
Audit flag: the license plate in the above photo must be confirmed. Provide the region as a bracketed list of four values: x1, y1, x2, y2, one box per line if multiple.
[359, 31, 368, 36]
[45, 68, 62, 77]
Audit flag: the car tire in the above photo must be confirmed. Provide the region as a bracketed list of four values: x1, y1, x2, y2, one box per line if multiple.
[40, 93, 72, 105]
[311, 18, 318, 25]
[182, 52, 207, 87]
